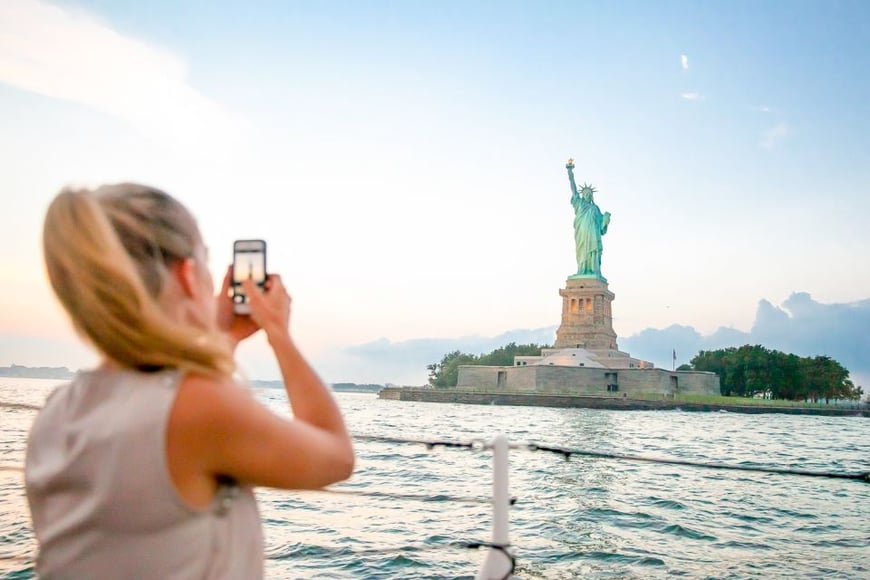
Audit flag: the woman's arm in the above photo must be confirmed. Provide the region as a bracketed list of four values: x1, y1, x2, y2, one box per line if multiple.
[167, 274, 354, 504]
[244, 274, 350, 441]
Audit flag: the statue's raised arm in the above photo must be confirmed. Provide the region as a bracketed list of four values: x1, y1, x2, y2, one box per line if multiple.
[566, 158, 579, 197]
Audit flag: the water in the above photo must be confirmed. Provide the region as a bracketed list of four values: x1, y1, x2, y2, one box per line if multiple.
[2, 378, 869, 579]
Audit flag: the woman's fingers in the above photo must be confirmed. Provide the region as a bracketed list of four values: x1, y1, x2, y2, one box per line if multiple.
[241, 278, 260, 305]
[242, 275, 290, 334]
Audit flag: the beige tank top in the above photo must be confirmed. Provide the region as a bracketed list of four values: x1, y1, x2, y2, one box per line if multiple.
[25, 368, 264, 579]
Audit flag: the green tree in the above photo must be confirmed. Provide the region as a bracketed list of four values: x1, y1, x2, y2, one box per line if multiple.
[689, 345, 857, 402]
[478, 342, 548, 366]
[427, 343, 547, 387]
[427, 350, 478, 388]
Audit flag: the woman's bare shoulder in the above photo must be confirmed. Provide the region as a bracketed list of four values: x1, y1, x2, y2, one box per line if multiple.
[171, 373, 255, 428]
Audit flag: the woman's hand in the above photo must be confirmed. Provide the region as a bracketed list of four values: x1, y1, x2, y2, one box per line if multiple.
[242, 273, 291, 341]
[216, 265, 260, 348]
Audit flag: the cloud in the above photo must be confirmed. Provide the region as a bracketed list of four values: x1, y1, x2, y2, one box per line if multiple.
[317, 327, 558, 385]
[760, 121, 792, 148]
[0, 0, 246, 154]
[621, 293, 870, 391]
[680, 92, 703, 101]
[681, 54, 689, 70]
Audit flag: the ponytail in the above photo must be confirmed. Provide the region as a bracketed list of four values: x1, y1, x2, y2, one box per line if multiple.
[43, 185, 234, 377]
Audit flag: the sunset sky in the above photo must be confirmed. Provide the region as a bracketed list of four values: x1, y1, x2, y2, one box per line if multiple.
[1, 0, 868, 388]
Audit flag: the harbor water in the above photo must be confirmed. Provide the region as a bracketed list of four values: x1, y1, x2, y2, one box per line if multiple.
[2, 378, 868, 579]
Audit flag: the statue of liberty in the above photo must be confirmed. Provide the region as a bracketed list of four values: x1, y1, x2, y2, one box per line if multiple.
[566, 159, 610, 281]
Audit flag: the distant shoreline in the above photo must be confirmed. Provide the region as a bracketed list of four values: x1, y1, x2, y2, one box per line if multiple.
[0, 365, 75, 380]
[251, 380, 383, 393]
[378, 388, 869, 417]
[0, 368, 384, 394]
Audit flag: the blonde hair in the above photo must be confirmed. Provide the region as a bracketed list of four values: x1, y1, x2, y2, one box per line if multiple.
[43, 183, 234, 377]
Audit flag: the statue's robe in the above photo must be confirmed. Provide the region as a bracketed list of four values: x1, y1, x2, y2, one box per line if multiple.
[571, 192, 608, 277]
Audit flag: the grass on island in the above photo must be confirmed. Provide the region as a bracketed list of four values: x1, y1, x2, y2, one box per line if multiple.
[630, 392, 859, 408]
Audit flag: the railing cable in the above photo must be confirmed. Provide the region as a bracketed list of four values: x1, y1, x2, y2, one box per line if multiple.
[306, 487, 517, 505]
[1, 462, 515, 505]
[352, 434, 870, 483]
[355, 434, 490, 452]
[514, 442, 870, 482]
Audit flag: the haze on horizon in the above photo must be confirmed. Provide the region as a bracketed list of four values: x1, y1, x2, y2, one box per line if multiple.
[1, 0, 868, 390]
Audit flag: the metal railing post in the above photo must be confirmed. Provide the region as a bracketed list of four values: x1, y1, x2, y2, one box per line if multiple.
[476, 433, 513, 579]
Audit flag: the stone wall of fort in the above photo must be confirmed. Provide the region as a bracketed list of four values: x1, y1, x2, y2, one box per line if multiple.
[456, 365, 719, 397]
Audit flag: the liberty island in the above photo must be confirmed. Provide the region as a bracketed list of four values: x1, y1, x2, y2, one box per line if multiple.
[381, 159, 721, 408]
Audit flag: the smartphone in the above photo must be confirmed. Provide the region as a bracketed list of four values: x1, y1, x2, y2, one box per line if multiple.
[232, 239, 267, 315]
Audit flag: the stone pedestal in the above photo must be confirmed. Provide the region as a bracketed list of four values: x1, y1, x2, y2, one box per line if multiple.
[554, 278, 618, 350]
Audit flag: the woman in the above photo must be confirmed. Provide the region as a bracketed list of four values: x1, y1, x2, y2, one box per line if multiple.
[25, 183, 355, 578]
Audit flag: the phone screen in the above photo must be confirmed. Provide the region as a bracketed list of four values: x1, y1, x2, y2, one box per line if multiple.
[232, 240, 267, 311]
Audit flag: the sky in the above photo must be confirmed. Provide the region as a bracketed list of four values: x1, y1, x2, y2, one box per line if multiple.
[1, 0, 868, 390]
